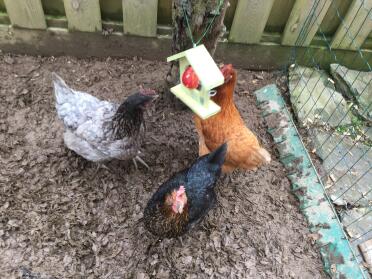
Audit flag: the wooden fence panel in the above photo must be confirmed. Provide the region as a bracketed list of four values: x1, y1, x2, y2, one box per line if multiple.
[0, 0, 6, 12]
[229, 0, 275, 44]
[122, 0, 158, 37]
[41, 0, 66, 16]
[318, 0, 352, 36]
[224, 0, 238, 31]
[282, 0, 332, 46]
[331, 0, 372, 50]
[63, 0, 102, 32]
[4, 0, 46, 29]
[158, 0, 172, 26]
[265, 0, 295, 33]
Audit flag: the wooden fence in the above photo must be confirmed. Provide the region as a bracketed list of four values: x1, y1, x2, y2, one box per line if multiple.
[0, 0, 371, 70]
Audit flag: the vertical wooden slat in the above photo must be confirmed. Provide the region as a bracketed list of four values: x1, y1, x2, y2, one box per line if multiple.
[229, 0, 275, 44]
[4, 0, 46, 29]
[224, 0, 238, 31]
[282, 0, 332, 46]
[0, 0, 6, 12]
[331, 0, 372, 50]
[122, 0, 158, 37]
[265, 0, 295, 33]
[41, 0, 66, 17]
[157, 0, 172, 26]
[318, 0, 352, 36]
[63, 0, 102, 32]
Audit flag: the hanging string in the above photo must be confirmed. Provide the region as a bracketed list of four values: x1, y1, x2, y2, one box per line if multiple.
[183, 0, 224, 47]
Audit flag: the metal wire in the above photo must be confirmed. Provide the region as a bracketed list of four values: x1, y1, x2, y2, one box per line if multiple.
[287, 1, 371, 276]
[350, 188, 372, 207]
[182, 0, 224, 47]
[281, 104, 366, 278]
[332, 166, 371, 203]
[292, 1, 371, 107]
[291, 0, 331, 103]
[291, 1, 369, 101]
[351, 228, 372, 243]
[295, 6, 372, 113]
[345, 209, 372, 228]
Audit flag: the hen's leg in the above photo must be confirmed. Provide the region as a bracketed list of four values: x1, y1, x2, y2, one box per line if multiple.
[92, 163, 110, 178]
[99, 163, 110, 170]
[221, 163, 235, 184]
[132, 158, 138, 170]
[132, 151, 150, 170]
[134, 155, 150, 169]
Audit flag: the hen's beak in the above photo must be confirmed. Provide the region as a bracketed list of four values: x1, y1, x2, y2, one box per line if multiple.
[145, 93, 159, 107]
[224, 75, 232, 83]
[176, 202, 183, 213]
[172, 200, 185, 214]
[138, 92, 158, 109]
[220, 64, 233, 83]
[140, 87, 158, 104]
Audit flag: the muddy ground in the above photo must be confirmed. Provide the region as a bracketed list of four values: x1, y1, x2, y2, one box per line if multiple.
[0, 54, 326, 279]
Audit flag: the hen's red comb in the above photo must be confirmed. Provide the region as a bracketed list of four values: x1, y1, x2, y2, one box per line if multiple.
[139, 86, 156, 96]
[220, 64, 233, 79]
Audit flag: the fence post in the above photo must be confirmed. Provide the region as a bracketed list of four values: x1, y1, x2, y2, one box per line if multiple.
[4, 0, 46, 29]
[63, 0, 102, 32]
[282, 0, 332, 46]
[331, 0, 372, 50]
[229, 0, 275, 44]
[122, 0, 158, 37]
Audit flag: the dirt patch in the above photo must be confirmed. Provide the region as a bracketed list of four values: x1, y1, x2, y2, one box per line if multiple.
[0, 54, 326, 279]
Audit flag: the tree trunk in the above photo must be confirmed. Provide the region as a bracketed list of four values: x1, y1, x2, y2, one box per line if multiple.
[165, 0, 230, 101]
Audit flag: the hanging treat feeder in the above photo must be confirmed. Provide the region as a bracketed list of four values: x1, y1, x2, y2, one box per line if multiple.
[167, 44, 224, 119]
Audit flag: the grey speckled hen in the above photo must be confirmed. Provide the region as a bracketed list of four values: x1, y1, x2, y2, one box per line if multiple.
[52, 73, 157, 168]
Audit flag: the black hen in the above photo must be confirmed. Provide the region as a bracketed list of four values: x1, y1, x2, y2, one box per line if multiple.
[144, 143, 227, 238]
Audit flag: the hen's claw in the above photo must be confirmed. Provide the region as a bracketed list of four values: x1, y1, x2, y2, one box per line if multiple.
[132, 155, 150, 170]
[99, 163, 110, 170]
[136, 155, 150, 169]
[93, 163, 110, 176]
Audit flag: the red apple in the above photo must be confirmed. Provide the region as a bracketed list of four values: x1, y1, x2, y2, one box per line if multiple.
[182, 66, 200, 89]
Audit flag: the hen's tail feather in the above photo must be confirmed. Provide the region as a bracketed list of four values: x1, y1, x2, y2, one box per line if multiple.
[208, 143, 227, 167]
[257, 147, 271, 164]
[52, 72, 75, 105]
[52, 73, 89, 130]
[242, 145, 271, 169]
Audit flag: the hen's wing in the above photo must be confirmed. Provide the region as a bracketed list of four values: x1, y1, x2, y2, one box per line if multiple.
[63, 104, 140, 162]
[63, 128, 137, 162]
[52, 73, 115, 130]
[186, 190, 216, 231]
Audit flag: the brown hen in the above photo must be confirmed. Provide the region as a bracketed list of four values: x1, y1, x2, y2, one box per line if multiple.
[194, 64, 271, 173]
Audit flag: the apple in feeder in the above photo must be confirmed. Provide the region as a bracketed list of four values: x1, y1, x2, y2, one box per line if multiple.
[182, 66, 200, 89]
[167, 45, 225, 120]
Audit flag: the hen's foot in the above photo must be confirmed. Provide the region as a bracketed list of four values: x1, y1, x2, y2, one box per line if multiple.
[99, 163, 110, 170]
[132, 155, 150, 170]
[93, 163, 110, 174]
